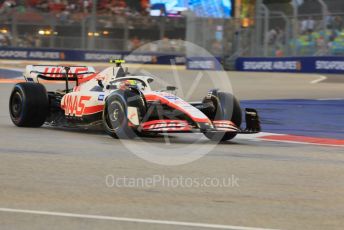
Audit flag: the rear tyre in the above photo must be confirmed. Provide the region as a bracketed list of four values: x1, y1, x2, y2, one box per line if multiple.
[9, 83, 49, 127]
[203, 92, 242, 141]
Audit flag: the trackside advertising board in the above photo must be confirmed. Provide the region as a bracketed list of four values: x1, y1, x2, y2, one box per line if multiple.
[236, 57, 344, 74]
[186, 57, 223, 70]
[1, 47, 343, 73]
[0, 47, 185, 65]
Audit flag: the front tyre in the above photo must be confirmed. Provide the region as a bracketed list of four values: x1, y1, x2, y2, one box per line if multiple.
[9, 83, 49, 127]
[103, 90, 145, 139]
[203, 92, 242, 141]
[103, 95, 135, 139]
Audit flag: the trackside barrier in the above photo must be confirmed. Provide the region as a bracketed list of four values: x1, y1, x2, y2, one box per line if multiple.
[0, 47, 185, 65]
[236, 57, 344, 74]
[186, 57, 223, 71]
[2, 47, 343, 73]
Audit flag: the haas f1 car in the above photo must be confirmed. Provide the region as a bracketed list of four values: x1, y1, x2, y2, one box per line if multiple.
[9, 61, 260, 141]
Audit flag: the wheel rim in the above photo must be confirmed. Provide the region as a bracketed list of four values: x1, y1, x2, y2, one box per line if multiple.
[10, 92, 23, 119]
[107, 101, 125, 131]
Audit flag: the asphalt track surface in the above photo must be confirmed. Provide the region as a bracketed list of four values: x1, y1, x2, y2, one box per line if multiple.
[0, 62, 344, 230]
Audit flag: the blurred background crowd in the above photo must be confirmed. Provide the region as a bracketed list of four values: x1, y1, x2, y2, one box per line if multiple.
[0, 0, 344, 57]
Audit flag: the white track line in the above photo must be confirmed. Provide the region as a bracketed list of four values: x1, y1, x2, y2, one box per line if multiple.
[317, 98, 344, 100]
[310, 76, 327, 84]
[237, 132, 283, 140]
[0, 208, 277, 230]
[257, 138, 344, 148]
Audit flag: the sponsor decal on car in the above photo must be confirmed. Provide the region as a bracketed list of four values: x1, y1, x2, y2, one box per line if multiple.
[62, 95, 91, 116]
[41, 67, 89, 78]
[141, 120, 191, 132]
[98, 94, 105, 101]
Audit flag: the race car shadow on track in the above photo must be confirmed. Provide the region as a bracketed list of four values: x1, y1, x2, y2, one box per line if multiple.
[42, 125, 245, 145]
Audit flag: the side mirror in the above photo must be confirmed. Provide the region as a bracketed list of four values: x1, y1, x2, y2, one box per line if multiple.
[106, 85, 117, 90]
[98, 80, 104, 89]
[166, 86, 177, 91]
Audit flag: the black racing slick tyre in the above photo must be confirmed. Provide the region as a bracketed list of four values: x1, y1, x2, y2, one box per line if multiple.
[9, 83, 49, 127]
[203, 92, 242, 142]
[103, 89, 145, 139]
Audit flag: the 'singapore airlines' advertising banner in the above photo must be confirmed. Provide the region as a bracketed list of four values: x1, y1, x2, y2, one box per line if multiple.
[236, 57, 344, 74]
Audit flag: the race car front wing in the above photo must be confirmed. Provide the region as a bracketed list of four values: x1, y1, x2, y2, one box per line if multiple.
[138, 108, 261, 134]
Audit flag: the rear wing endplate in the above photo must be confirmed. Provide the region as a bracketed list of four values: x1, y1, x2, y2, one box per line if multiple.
[24, 65, 96, 91]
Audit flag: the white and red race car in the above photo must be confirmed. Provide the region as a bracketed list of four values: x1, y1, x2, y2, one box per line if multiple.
[9, 60, 260, 141]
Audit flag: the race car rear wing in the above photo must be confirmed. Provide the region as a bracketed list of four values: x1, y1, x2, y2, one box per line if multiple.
[24, 65, 96, 91]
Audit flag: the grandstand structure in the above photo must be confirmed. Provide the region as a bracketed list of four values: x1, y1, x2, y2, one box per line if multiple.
[0, 0, 343, 57]
[295, 0, 344, 56]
